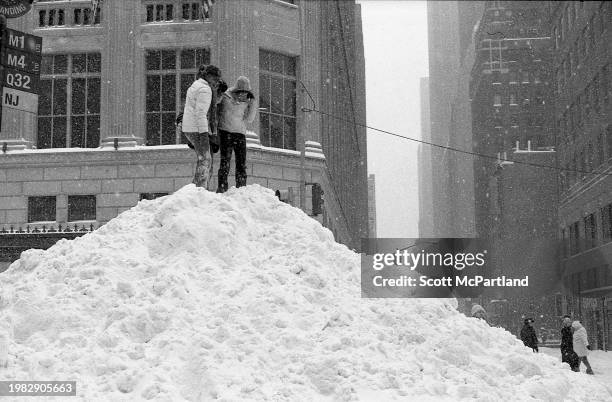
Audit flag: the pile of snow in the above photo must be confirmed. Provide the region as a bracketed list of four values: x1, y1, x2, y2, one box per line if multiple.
[0, 184, 609, 401]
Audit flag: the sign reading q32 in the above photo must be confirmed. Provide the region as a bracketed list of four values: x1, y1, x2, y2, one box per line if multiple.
[1, 67, 40, 94]
[0, 0, 32, 19]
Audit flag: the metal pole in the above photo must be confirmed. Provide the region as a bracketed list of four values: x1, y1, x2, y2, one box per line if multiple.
[298, 0, 306, 210]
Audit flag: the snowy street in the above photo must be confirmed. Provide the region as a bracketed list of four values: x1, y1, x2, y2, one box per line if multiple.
[0, 0, 611, 400]
[541, 347, 612, 394]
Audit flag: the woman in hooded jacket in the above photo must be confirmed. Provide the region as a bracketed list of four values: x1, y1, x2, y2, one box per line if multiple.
[216, 76, 257, 193]
[572, 321, 594, 374]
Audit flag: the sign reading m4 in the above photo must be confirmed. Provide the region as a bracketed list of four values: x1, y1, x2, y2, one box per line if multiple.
[2, 48, 41, 74]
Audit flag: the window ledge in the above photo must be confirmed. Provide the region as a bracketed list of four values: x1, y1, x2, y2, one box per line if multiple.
[27, 221, 57, 226]
[66, 220, 97, 226]
[564, 239, 612, 261]
[270, 0, 298, 9]
[141, 20, 210, 27]
[33, 26, 104, 33]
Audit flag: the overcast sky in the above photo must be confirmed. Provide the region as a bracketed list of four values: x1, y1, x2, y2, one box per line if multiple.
[359, 0, 429, 238]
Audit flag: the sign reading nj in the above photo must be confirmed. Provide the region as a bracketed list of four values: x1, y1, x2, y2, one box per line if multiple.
[1, 27, 42, 114]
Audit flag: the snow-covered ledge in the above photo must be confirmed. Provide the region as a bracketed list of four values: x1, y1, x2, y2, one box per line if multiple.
[0, 139, 32, 152]
[100, 124, 141, 148]
[305, 141, 324, 159]
[245, 130, 262, 149]
[245, 132, 325, 160]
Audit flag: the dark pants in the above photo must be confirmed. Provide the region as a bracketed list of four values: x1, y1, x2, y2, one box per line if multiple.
[217, 130, 247, 193]
[562, 350, 580, 371]
[184, 132, 212, 189]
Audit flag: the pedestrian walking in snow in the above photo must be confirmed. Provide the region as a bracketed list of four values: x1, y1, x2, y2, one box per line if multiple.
[181, 65, 222, 188]
[216, 76, 257, 193]
[471, 304, 488, 323]
[560, 315, 579, 371]
[520, 318, 539, 353]
[572, 321, 594, 374]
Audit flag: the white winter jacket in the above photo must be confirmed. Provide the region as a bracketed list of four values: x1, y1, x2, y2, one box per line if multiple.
[572, 321, 589, 357]
[217, 92, 257, 135]
[182, 78, 212, 133]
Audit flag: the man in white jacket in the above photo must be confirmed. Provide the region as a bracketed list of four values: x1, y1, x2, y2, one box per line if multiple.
[182, 65, 222, 188]
[572, 320, 594, 374]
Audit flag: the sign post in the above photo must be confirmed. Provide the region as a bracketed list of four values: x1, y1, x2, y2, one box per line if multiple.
[0, 25, 43, 115]
[0, 1, 38, 144]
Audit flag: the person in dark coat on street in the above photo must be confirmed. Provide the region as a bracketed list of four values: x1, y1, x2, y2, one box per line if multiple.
[520, 318, 539, 353]
[560, 315, 579, 371]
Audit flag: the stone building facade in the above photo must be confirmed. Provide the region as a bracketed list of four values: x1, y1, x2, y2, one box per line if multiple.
[0, 0, 368, 259]
[550, 1, 612, 350]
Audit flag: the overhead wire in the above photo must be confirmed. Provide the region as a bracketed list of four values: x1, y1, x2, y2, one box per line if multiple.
[301, 106, 612, 177]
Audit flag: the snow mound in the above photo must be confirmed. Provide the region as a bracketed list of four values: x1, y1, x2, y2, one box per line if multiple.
[0, 184, 609, 401]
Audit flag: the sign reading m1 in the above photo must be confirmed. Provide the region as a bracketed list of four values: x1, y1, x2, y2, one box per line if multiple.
[2, 87, 38, 114]
[2, 28, 42, 54]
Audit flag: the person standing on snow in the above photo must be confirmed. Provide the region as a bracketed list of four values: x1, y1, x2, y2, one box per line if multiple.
[216, 76, 257, 193]
[181, 64, 222, 188]
[177, 80, 227, 150]
[471, 304, 488, 323]
[560, 315, 579, 371]
[206, 79, 228, 155]
[572, 320, 594, 374]
[520, 318, 539, 353]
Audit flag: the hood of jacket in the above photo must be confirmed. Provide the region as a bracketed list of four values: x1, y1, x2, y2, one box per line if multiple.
[571, 321, 583, 330]
[471, 304, 485, 316]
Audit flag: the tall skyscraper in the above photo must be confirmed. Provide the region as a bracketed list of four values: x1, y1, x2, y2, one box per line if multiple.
[427, 1, 482, 238]
[470, 1, 554, 239]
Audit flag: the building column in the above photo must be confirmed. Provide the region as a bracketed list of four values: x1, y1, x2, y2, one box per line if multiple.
[100, 0, 140, 148]
[0, 16, 37, 150]
[215, 0, 255, 88]
[300, 0, 322, 150]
